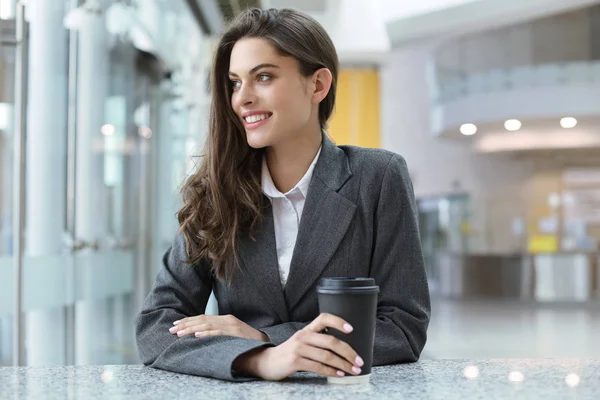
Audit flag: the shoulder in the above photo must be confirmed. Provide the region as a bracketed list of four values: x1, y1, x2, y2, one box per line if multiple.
[338, 145, 409, 180]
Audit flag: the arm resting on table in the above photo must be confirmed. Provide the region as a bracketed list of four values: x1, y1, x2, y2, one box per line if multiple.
[134, 232, 273, 381]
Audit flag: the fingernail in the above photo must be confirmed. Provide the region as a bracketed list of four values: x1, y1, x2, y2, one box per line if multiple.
[169, 327, 177, 333]
[343, 323, 353, 333]
[177, 331, 184, 336]
[195, 332, 202, 337]
[173, 321, 180, 325]
[337, 370, 345, 377]
[355, 356, 364, 367]
[352, 366, 361, 375]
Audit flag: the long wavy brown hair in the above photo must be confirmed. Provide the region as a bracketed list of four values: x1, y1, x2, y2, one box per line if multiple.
[177, 8, 339, 281]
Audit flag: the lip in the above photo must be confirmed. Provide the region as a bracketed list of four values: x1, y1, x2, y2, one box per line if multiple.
[242, 110, 271, 118]
[241, 110, 272, 130]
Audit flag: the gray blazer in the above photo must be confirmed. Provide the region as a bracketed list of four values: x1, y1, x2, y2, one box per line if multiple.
[135, 136, 431, 381]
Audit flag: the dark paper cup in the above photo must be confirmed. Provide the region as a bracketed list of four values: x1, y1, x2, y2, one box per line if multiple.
[317, 277, 379, 384]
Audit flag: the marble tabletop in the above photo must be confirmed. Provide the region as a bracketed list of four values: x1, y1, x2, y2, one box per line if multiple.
[1, 359, 598, 399]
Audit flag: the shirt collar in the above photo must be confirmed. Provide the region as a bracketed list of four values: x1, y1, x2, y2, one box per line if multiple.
[261, 146, 322, 199]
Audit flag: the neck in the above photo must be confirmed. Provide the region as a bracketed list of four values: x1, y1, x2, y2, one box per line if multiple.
[265, 126, 322, 194]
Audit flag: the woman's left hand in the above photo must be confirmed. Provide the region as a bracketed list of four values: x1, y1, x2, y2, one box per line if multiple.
[169, 314, 270, 342]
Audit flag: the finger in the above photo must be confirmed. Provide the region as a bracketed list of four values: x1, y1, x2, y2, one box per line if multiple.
[172, 317, 198, 328]
[296, 358, 343, 378]
[169, 320, 205, 334]
[297, 343, 359, 376]
[174, 323, 219, 337]
[173, 316, 198, 325]
[171, 315, 225, 331]
[304, 313, 353, 335]
[303, 331, 362, 367]
[173, 314, 229, 327]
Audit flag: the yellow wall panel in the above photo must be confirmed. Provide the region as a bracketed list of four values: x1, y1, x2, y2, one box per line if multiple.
[328, 68, 380, 148]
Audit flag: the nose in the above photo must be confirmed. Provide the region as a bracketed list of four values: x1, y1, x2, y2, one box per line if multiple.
[234, 82, 256, 108]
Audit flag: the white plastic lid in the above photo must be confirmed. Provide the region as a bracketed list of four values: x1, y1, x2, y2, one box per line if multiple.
[327, 374, 371, 385]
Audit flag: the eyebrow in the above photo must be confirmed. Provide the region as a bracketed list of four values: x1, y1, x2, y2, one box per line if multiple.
[228, 63, 280, 77]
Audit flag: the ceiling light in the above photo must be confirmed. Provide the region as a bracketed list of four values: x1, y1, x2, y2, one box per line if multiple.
[101, 124, 115, 136]
[508, 371, 525, 383]
[460, 123, 477, 136]
[560, 117, 577, 129]
[565, 373, 580, 388]
[504, 119, 522, 131]
[463, 366, 479, 379]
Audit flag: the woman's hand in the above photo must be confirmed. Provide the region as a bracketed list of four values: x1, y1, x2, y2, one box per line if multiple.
[169, 314, 270, 342]
[233, 313, 364, 381]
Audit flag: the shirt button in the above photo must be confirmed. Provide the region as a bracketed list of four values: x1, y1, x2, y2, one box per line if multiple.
[285, 240, 292, 248]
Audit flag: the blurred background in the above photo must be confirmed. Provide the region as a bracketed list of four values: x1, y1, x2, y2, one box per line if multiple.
[1, 0, 599, 367]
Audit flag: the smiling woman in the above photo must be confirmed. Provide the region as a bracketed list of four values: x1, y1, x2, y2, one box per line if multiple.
[135, 7, 430, 382]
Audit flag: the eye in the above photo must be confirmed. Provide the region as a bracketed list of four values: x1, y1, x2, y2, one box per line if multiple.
[230, 80, 241, 91]
[257, 74, 271, 82]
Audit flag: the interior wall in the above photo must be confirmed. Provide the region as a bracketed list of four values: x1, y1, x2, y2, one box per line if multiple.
[435, 6, 597, 75]
[381, 42, 544, 253]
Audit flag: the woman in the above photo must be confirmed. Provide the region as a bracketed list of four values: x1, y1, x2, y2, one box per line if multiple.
[135, 8, 430, 382]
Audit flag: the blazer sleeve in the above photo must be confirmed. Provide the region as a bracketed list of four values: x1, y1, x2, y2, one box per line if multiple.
[370, 154, 431, 365]
[259, 322, 308, 345]
[134, 232, 273, 381]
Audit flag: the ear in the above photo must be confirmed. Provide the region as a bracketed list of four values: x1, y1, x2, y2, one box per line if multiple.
[310, 68, 333, 104]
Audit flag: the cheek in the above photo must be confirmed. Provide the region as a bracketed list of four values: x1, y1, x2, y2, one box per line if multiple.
[272, 88, 310, 120]
[230, 93, 239, 111]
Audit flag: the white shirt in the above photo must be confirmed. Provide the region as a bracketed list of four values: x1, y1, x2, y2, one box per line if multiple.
[261, 147, 322, 287]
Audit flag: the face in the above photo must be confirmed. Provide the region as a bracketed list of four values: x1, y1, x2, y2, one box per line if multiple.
[229, 38, 329, 149]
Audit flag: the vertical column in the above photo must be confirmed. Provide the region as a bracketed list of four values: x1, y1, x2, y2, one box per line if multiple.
[0, 33, 15, 254]
[24, 0, 68, 366]
[74, 2, 109, 365]
[0, 0, 18, 366]
[109, 43, 137, 359]
[152, 85, 176, 279]
[328, 68, 380, 148]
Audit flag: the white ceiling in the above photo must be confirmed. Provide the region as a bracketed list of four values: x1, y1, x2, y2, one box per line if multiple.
[261, 0, 600, 64]
[261, 0, 327, 13]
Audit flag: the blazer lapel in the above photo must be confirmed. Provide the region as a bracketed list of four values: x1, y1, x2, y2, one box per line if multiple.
[284, 136, 356, 310]
[237, 202, 290, 323]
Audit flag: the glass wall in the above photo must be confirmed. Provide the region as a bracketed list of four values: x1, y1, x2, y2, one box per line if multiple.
[0, 2, 19, 366]
[418, 194, 470, 277]
[0, 0, 207, 366]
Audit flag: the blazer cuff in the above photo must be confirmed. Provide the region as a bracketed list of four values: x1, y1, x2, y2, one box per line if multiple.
[260, 322, 308, 346]
[215, 339, 274, 381]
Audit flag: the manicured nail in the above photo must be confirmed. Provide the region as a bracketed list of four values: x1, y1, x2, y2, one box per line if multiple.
[169, 327, 177, 333]
[355, 356, 364, 367]
[337, 370, 345, 377]
[343, 323, 353, 333]
[177, 331, 184, 336]
[173, 321, 180, 325]
[195, 332, 203, 337]
[352, 366, 361, 375]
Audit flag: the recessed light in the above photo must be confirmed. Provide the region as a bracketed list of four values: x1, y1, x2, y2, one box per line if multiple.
[565, 373, 580, 388]
[508, 371, 525, 383]
[504, 119, 521, 131]
[460, 123, 477, 136]
[560, 117, 577, 128]
[101, 124, 115, 136]
[463, 366, 479, 379]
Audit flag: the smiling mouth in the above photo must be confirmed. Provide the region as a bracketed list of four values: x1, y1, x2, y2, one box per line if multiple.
[244, 113, 272, 124]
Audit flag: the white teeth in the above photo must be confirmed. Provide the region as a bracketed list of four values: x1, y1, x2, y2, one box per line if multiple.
[245, 114, 270, 123]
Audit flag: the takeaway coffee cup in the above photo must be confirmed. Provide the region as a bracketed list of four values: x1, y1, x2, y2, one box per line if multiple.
[316, 277, 379, 384]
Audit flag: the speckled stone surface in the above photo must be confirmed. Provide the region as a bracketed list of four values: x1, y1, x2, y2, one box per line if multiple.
[1, 359, 598, 399]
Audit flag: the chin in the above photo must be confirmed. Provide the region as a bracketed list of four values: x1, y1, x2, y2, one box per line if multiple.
[245, 130, 272, 149]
